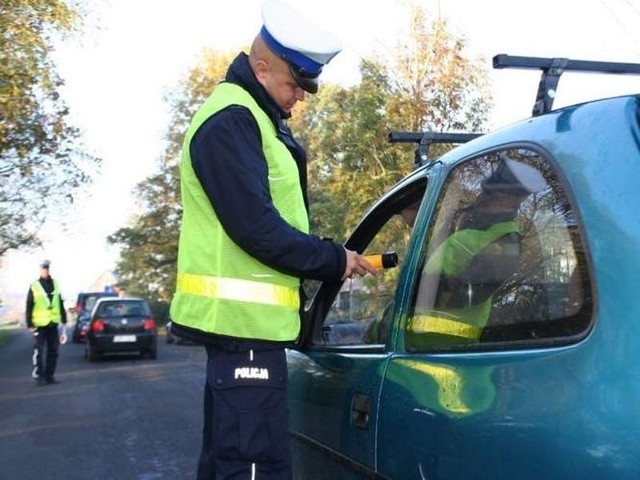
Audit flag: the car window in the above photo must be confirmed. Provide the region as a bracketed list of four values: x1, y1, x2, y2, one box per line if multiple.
[406, 147, 593, 352]
[78, 292, 117, 314]
[84, 295, 101, 312]
[96, 302, 119, 317]
[96, 300, 150, 317]
[316, 180, 427, 347]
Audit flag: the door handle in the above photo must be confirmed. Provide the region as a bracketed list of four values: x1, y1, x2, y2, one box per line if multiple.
[351, 394, 370, 429]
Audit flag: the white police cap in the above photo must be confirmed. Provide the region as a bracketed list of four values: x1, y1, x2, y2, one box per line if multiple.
[260, 0, 342, 93]
[40, 259, 51, 268]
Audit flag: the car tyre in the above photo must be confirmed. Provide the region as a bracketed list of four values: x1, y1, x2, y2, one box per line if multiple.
[86, 343, 99, 362]
[141, 347, 157, 360]
[147, 339, 158, 360]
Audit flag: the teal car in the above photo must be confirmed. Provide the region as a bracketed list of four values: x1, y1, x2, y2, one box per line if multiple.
[287, 55, 640, 479]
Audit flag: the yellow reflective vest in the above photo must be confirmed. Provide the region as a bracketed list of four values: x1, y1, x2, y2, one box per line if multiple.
[31, 279, 62, 327]
[170, 82, 308, 342]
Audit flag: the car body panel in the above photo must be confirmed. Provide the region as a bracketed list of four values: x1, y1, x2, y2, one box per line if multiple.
[288, 94, 640, 479]
[288, 349, 389, 478]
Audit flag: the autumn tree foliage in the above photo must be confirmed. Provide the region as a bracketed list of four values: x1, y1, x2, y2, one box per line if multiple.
[296, 6, 491, 243]
[0, 0, 97, 256]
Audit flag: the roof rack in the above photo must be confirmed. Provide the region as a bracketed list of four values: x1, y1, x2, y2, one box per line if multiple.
[493, 54, 640, 117]
[388, 131, 483, 169]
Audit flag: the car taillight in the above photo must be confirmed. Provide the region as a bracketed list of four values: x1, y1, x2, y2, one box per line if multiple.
[92, 319, 105, 332]
[143, 318, 156, 330]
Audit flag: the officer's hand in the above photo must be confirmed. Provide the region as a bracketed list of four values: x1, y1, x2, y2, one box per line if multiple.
[342, 248, 379, 281]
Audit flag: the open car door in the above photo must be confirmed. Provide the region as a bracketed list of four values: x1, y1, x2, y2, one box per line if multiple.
[287, 172, 429, 479]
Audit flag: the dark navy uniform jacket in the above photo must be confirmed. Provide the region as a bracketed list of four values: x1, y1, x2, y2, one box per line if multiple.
[173, 53, 346, 350]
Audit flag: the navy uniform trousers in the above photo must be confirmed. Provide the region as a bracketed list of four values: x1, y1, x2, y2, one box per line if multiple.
[32, 323, 59, 382]
[197, 345, 292, 480]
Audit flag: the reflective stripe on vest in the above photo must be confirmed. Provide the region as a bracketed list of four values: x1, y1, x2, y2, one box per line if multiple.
[176, 273, 299, 310]
[410, 314, 482, 340]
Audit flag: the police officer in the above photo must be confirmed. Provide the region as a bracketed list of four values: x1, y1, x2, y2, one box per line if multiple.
[26, 259, 67, 385]
[169, 1, 377, 478]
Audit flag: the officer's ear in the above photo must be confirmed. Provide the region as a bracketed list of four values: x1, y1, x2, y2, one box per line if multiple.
[253, 59, 269, 85]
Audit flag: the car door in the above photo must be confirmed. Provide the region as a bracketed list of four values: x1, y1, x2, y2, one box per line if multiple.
[287, 174, 429, 479]
[376, 145, 595, 479]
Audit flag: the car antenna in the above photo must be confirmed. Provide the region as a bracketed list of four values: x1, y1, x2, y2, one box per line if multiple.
[492, 54, 640, 117]
[388, 131, 483, 170]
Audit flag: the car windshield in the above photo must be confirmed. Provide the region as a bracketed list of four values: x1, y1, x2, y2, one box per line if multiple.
[84, 295, 102, 312]
[96, 301, 149, 317]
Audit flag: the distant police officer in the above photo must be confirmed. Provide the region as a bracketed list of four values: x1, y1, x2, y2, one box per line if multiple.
[26, 259, 67, 385]
[169, 1, 377, 478]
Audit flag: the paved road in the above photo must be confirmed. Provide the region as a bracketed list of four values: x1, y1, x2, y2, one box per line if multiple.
[0, 328, 206, 480]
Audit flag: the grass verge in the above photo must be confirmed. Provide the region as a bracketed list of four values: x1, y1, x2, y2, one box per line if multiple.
[0, 323, 19, 346]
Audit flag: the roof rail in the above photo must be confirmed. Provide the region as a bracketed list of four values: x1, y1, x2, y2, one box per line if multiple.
[493, 54, 640, 117]
[388, 131, 483, 169]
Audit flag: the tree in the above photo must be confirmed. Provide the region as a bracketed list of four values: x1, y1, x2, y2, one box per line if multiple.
[291, 5, 491, 296]
[107, 48, 238, 303]
[388, 6, 490, 133]
[296, 5, 491, 245]
[107, 164, 181, 304]
[0, 0, 98, 256]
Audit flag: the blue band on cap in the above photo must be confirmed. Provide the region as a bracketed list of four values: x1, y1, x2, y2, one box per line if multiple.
[260, 26, 323, 77]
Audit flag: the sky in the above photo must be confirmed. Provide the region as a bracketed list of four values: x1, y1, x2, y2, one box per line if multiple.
[0, 0, 639, 317]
